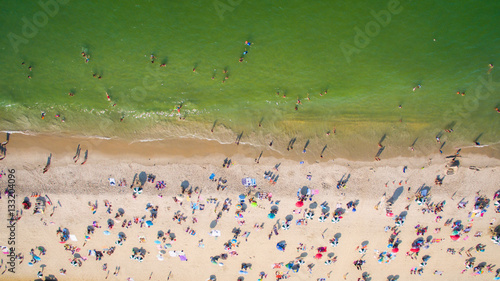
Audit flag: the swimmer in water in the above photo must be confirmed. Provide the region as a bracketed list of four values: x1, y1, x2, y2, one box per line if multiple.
[495, 107, 500, 113]
[106, 92, 111, 101]
[488, 63, 494, 74]
[413, 84, 421, 92]
[68, 92, 74, 96]
[150, 54, 156, 63]
[41, 112, 45, 119]
[244, 41, 252, 46]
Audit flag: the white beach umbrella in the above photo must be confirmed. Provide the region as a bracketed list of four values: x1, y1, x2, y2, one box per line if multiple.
[305, 212, 314, 220]
[331, 216, 340, 223]
[318, 216, 326, 222]
[491, 235, 500, 244]
[281, 223, 290, 230]
[330, 239, 339, 247]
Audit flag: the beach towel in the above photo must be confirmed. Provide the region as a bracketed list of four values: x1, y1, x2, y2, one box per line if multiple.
[169, 251, 177, 257]
[179, 255, 187, 261]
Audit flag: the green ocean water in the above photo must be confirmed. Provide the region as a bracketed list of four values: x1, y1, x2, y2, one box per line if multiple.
[0, 0, 499, 159]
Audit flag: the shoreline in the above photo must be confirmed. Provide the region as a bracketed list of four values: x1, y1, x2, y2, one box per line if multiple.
[1, 131, 500, 167]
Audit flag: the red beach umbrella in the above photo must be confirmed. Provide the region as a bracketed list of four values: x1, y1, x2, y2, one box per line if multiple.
[410, 247, 420, 253]
[296, 201, 304, 207]
[392, 247, 399, 253]
[314, 253, 323, 259]
[386, 212, 394, 217]
[450, 235, 460, 241]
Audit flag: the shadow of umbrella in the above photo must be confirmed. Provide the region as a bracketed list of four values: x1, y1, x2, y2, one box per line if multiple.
[285, 214, 293, 222]
[300, 252, 308, 258]
[157, 230, 164, 238]
[210, 220, 218, 229]
[73, 253, 81, 259]
[322, 206, 330, 214]
[181, 180, 190, 191]
[300, 186, 309, 196]
[209, 275, 217, 281]
[241, 203, 248, 211]
[139, 172, 147, 186]
[169, 233, 176, 240]
[107, 219, 114, 228]
[118, 208, 125, 216]
[118, 232, 126, 239]
[362, 241, 369, 247]
[40, 264, 46, 271]
[309, 202, 318, 209]
[334, 233, 342, 239]
[327, 252, 335, 258]
[387, 187, 404, 205]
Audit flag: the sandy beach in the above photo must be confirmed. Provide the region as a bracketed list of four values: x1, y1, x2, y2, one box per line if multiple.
[1, 132, 500, 281]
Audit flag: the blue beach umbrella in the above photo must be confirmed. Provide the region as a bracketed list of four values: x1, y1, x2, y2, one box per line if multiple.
[146, 220, 153, 226]
[268, 213, 275, 219]
[103, 230, 110, 235]
[276, 241, 286, 251]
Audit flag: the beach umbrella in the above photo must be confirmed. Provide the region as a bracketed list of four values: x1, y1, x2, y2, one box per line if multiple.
[281, 223, 290, 230]
[154, 240, 161, 244]
[296, 201, 304, 207]
[1, 247, 9, 254]
[331, 216, 340, 223]
[450, 235, 460, 241]
[305, 212, 314, 219]
[239, 194, 246, 202]
[251, 202, 257, 207]
[103, 230, 110, 235]
[146, 221, 154, 227]
[314, 253, 323, 259]
[491, 235, 500, 244]
[133, 187, 142, 194]
[325, 260, 332, 265]
[318, 216, 326, 222]
[410, 247, 420, 253]
[318, 247, 327, 253]
[276, 242, 286, 251]
[268, 213, 276, 219]
[330, 239, 338, 247]
[392, 247, 399, 253]
[386, 212, 394, 217]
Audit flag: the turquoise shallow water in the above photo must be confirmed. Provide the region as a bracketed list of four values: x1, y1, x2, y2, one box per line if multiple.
[0, 0, 499, 159]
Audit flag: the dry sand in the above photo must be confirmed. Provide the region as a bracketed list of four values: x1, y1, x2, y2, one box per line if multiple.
[0, 133, 499, 281]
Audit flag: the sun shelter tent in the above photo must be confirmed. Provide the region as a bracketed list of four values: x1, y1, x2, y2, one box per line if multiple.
[242, 177, 256, 188]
